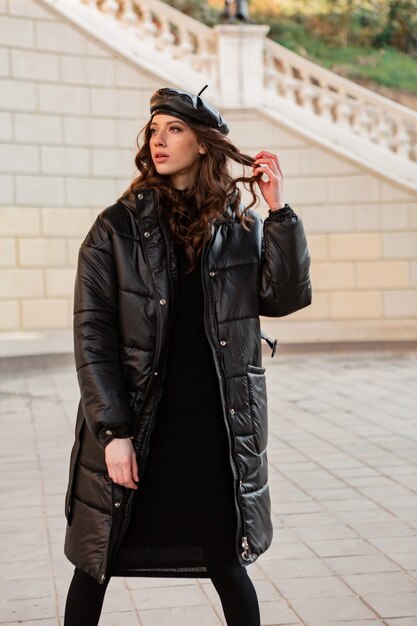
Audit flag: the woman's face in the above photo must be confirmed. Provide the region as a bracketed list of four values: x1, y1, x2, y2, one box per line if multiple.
[149, 114, 205, 189]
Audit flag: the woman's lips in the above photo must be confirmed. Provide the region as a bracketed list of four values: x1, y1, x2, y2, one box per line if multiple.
[154, 155, 169, 163]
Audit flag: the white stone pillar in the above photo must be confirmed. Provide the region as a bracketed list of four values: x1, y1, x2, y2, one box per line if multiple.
[214, 24, 270, 107]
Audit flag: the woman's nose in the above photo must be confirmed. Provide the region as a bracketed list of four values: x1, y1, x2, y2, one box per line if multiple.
[153, 133, 166, 146]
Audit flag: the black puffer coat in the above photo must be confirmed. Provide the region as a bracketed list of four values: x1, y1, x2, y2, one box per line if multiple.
[64, 188, 312, 583]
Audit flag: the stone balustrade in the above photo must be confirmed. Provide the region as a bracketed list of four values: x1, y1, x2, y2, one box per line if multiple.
[264, 39, 417, 162]
[80, 0, 217, 79]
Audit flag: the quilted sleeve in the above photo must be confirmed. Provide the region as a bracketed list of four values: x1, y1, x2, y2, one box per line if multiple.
[73, 213, 132, 447]
[259, 205, 312, 317]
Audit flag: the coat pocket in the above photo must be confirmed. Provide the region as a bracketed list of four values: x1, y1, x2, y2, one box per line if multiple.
[65, 438, 80, 523]
[64, 494, 112, 583]
[246, 364, 268, 453]
[65, 402, 85, 524]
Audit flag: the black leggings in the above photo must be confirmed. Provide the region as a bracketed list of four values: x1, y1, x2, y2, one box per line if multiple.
[64, 566, 260, 626]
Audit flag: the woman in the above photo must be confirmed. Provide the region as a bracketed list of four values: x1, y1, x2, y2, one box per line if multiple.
[63, 86, 312, 626]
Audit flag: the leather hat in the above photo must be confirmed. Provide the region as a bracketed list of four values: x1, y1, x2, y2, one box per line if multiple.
[150, 86, 229, 135]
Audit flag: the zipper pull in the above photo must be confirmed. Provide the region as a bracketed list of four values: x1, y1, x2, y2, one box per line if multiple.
[260, 330, 278, 357]
[241, 536, 252, 561]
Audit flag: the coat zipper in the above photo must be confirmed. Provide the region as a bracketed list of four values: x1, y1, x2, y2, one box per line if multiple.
[241, 535, 252, 561]
[201, 232, 251, 564]
[130, 199, 179, 478]
[104, 194, 175, 580]
[99, 483, 134, 583]
[132, 197, 169, 470]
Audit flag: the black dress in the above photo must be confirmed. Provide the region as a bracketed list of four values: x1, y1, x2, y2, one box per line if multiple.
[112, 239, 244, 579]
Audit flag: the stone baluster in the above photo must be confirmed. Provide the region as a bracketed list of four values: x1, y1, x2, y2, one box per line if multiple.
[333, 93, 352, 128]
[376, 110, 393, 149]
[297, 70, 316, 114]
[136, 3, 157, 40]
[277, 62, 298, 103]
[316, 82, 335, 122]
[173, 24, 195, 61]
[154, 14, 175, 53]
[385, 116, 396, 151]
[194, 36, 217, 81]
[118, 0, 138, 26]
[263, 51, 279, 93]
[368, 110, 380, 144]
[351, 101, 371, 135]
[97, 0, 120, 15]
[393, 119, 412, 158]
[410, 135, 417, 161]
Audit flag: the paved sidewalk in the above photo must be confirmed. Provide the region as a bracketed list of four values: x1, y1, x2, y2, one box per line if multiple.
[1, 349, 417, 625]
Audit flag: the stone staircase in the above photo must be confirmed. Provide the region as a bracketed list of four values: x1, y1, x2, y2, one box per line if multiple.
[41, 0, 417, 193]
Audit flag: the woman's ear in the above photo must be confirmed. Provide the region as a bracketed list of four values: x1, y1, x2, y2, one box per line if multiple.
[198, 144, 206, 155]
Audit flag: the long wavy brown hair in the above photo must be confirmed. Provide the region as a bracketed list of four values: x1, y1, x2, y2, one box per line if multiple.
[127, 117, 261, 272]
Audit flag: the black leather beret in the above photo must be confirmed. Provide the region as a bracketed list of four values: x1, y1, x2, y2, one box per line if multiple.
[150, 87, 229, 135]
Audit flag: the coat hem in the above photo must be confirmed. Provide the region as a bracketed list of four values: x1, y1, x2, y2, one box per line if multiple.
[109, 563, 249, 578]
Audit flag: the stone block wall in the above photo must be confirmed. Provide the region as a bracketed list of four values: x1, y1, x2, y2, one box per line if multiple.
[1, 0, 416, 342]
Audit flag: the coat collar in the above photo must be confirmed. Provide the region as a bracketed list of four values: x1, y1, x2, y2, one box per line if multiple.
[117, 186, 240, 224]
[117, 187, 151, 219]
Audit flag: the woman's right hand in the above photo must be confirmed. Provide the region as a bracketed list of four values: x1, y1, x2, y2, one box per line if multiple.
[104, 437, 139, 490]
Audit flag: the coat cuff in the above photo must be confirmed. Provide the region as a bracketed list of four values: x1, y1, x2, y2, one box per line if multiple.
[98, 428, 132, 448]
[267, 204, 298, 223]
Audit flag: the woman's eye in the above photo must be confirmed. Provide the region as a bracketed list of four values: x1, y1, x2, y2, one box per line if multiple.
[170, 126, 182, 132]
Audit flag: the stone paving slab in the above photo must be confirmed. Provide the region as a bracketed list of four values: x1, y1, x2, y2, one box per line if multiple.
[0, 350, 417, 625]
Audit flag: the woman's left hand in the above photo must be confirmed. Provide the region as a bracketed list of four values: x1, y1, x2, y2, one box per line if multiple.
[252, 150, 285, 211]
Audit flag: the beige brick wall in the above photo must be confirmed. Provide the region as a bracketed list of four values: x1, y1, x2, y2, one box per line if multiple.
[0, 0, 162, 332]
[1, 0, 417, 341]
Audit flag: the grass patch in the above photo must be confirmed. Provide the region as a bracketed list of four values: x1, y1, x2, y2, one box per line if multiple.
[260, 16, 417, 93]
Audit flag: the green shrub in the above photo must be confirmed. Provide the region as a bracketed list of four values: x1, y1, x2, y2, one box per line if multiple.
[373, 0, 417, 55]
